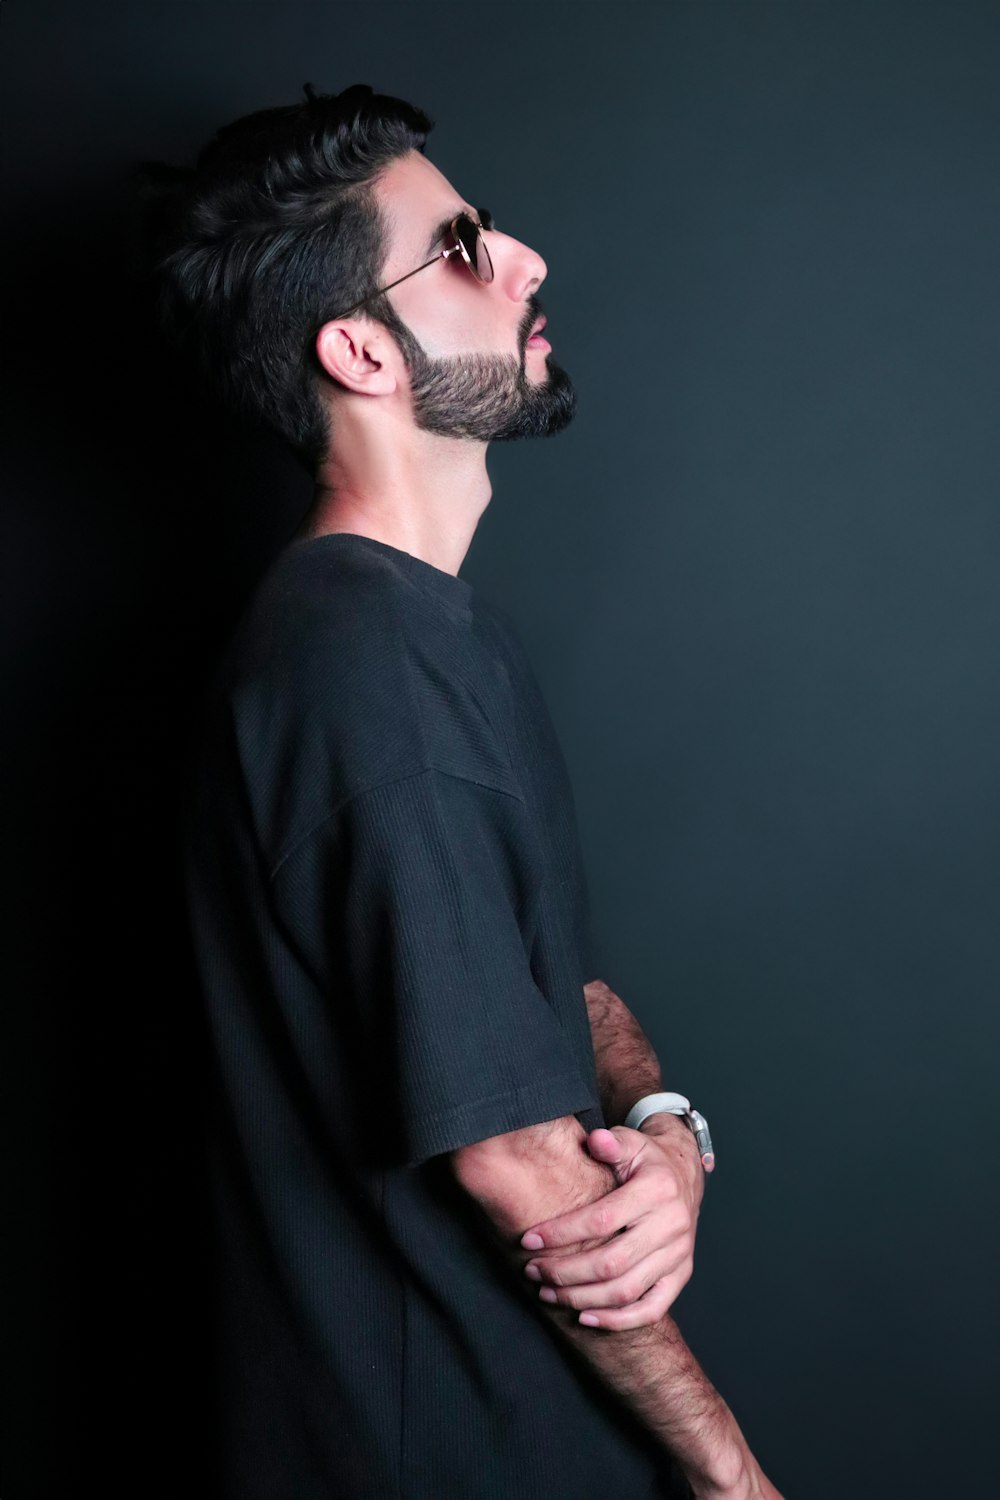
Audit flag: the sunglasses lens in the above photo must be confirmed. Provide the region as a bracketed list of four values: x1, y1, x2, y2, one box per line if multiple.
[456, 213, 494, 282]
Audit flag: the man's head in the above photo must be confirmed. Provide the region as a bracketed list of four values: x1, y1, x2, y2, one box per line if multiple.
[134, 82, 576, 479]
[317, 147, 577, 452]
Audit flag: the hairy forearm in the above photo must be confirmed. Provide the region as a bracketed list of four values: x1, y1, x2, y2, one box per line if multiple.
[585, 978, 703, 1183]
[555, 1303, 752, 1494]
[459, 1129, 751, 1493]
[567, 983, 763, 1494]
[584, 977, 665, 1124]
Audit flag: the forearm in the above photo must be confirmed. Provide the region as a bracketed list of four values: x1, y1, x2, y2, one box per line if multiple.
[585, 977, 703, 1182]
[556, 1304, 754, 1494]
[461, 1130, 752, 1493]
[584, 977, 664, 1124]
[572, 985, 760, 1493]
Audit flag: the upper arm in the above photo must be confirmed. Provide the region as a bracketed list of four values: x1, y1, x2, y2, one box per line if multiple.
[272, 766, 601, 1170]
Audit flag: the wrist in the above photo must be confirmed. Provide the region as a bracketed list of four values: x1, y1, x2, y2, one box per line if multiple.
[639, 1110, 699, 1159]
[644, 1110, 696, 1141]
[684, 1438, 756, 1500]
[689, 1469, 762, 1500]
[626, 1090, 715, 1175]
[637, 1110, 690, 1138]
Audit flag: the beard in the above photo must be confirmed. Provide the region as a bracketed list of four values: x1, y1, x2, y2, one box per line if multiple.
[374, 304, 578, 442]
[409, 345, 578, 442]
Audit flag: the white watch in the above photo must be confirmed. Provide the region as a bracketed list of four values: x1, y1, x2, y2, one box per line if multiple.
[623, 1090, 715, 1172]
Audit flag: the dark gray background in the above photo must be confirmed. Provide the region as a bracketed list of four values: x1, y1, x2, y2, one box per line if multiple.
[2, 2, 997, 1496]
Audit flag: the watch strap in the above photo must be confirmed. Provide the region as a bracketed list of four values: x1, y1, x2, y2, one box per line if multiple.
[624, 1091, 716, 1172]
[623, 1091, 691, 1130]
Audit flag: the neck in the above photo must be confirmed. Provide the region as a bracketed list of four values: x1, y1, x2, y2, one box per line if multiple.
[297, 424, 494, 579]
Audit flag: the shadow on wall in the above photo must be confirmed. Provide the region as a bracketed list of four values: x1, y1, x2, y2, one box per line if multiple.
[3, 179, 309, 1496]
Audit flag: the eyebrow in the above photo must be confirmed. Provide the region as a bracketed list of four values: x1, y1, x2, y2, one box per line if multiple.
[424, 206, 476, 258]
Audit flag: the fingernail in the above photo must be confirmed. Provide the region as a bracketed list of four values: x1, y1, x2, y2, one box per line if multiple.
[521, 1232, 544, 1250]
[524, 1263, 542, 1281]
[538, 1287, 558, 1303]
[579, 1313, 600, 1326]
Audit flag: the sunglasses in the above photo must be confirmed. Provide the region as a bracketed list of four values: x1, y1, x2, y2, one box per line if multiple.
[320, 208, 496, 328]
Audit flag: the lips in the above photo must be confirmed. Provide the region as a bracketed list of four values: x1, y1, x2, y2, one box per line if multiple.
[530, 316, 547, 337]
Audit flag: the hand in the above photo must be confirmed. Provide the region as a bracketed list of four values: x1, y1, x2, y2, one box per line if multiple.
[519, 1124, 702, 1329]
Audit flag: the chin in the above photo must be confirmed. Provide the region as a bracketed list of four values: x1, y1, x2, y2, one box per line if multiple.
[491, 360, 577, 441]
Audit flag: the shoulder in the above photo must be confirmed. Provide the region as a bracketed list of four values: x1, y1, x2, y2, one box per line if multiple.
[471, 596, 544, 690]
[204, 538, 520, 863]
[234, 533, 439, 666]
[224, 535, 467, 716]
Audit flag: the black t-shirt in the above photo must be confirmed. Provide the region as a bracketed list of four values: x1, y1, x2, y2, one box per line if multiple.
[181, 533, 690, 1500]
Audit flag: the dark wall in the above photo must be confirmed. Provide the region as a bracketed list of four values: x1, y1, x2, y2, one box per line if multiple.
[3, 3, 997, 1496]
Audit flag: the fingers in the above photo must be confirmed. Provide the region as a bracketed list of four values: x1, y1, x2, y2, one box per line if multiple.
[519, 1178, 650, 1251]
[586, 1127, 626, 1160]
[579, 1265, 694, 1330]
[536, 1254, 695, 1329]
[586, 1124, 652, 1188]
[520, 1138, 687, 1252]
[527, 1213, 661, 1289]
[528, 1228, 693, 1310]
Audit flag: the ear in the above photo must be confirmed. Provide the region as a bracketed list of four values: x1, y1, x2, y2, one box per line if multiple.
[315, 319, 397, 394]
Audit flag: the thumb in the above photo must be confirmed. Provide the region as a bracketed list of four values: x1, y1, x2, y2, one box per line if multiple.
[586, 1126, 637, 1173]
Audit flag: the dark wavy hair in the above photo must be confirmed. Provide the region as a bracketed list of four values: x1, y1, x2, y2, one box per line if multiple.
[131, 82, 433, 477]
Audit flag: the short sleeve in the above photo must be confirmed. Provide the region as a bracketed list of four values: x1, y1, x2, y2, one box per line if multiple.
[272, 766, 600, 1168]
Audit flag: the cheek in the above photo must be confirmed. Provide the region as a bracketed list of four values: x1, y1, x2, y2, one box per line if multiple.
[440, 301, 511, 354]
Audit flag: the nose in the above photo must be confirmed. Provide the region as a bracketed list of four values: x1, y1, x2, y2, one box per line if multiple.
[491, 228, 547, 308]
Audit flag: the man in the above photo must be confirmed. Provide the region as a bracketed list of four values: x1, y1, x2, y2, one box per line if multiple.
[143, 82, 783, 1499]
